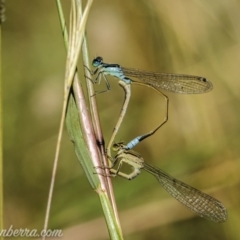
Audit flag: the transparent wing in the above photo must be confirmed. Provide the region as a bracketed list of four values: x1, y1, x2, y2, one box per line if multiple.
[143, 162, 227, 223]
[122, 67, 213, 94]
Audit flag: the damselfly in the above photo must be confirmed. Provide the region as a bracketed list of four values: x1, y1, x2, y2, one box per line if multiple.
[111, 142, 227, 223]
[89, 57, 213, 157]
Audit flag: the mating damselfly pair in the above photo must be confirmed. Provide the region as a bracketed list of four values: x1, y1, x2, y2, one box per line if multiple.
[88, 56, 227, 223]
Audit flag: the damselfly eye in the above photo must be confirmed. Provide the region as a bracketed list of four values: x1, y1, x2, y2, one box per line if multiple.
[92, 56, 103, 67]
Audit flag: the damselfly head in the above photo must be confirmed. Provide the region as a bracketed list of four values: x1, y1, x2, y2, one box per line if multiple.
[92, 56, 103, 67]
[112, 142, 125, 152]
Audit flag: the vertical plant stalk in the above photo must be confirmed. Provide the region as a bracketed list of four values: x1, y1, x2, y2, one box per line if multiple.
[43, 0, 94, 238]
[81, 25, 122, 229]
[0, 1, 5, 238]
[56, 0, 111, 197]
[67, 1, 122, 237]
[44, 1, 123, 239]
[66, 76, 123, 239]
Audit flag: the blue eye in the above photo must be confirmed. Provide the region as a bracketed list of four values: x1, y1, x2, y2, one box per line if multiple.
[92, 56, 103, 67]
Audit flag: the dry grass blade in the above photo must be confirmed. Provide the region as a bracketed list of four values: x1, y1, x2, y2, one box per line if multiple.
[42, 1, 93, 239]
[0, 2, 4, 238]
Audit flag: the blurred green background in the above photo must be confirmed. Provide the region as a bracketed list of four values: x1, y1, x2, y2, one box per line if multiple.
[2, 0, 240, 239]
